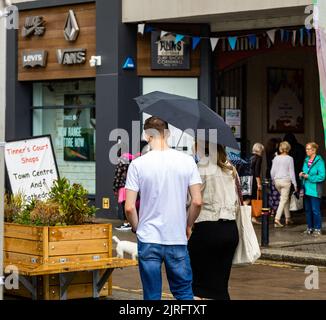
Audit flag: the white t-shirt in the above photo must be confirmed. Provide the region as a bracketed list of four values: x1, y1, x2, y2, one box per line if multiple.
[125, 148, 202, 245]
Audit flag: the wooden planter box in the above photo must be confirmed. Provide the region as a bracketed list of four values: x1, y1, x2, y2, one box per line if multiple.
[4, 223, 113, 300]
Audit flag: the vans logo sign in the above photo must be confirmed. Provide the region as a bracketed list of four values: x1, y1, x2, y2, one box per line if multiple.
[56, 48, 86, 65]
[22, 50, 48, 68]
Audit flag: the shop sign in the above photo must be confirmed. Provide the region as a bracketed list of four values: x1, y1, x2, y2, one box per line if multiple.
[64, 10, 80, 42]
[22, 16, 46, 37]
[57, 48, 86, 65]
[22, 50, 48, 68]
[225, 109, 241, 138]
[151, 31, 190, 70]
[4, 136, 59, 203]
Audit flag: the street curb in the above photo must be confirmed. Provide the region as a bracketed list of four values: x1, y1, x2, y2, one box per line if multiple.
[260, 249, 326, 267]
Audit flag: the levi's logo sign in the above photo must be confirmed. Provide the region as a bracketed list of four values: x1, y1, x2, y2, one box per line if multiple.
[22, 50, 47, 68]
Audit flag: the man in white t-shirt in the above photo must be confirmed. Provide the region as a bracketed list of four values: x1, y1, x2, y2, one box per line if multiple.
[125, 116, 202, 300]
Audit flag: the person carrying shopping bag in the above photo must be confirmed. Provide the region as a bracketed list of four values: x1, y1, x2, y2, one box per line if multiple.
[271, 141, 297, 228]
[300, 142, 326, 237]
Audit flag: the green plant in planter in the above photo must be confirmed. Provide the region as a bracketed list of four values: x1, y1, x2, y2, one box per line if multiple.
[30, 200, 64, 226]
[4, 193, 24, 223]
[49, 177, 97, 225]
[13, 199, 37, 225]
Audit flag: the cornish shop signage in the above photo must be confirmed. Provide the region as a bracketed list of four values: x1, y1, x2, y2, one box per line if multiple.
[22, 50, 48, 68]
[5, 136, 59, 203]
[151, 31, 190, 70]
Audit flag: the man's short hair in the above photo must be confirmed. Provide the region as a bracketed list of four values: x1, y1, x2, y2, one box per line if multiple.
[144, 116, 169, 136]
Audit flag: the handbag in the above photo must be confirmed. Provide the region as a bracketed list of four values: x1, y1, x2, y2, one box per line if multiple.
[290, 193, 303, 211]
[251, 191, 262, 218]
[233, 174, 261, 265]
[240, 175, 253, 196]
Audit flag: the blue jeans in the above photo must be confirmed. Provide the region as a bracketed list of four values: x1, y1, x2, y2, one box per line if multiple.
[137, 240, 193, 300]
[304, 195, 322, 230]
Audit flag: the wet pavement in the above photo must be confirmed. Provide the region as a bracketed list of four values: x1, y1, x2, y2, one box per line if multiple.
[104, 217, 326, 300]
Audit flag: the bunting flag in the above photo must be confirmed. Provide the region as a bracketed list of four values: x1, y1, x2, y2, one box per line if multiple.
[175, 34, 185, 44]
[228, 36, 237, 50]
[192, 36, 201, 50]
[160, 31, 169, 39]
[210, 37, 219, 51]
[285, 30, 290, 42]
[292, 30, 297, 46]
[266, 29, 276, 44]
[314, 0, 326, 147]
[144, 25, 154, 33]
[300, 28, 304, 46]
[280, 29, 285, 42]
[248, 34, 256, 48]
[138, 23, 145, 35]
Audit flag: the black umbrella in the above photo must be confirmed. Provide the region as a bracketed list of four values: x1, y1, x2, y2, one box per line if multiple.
[134, 91, 239, 149]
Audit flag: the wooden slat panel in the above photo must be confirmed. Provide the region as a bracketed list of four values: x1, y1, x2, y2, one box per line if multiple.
[4, 251, 43, 266]
[48, 270, 106, 285]
[4, 223, 43, 241]
[48, 239, 109, 257]
[18, 3, 96, 81]
[48, 253, 110, 265]
[48, 283, 109, 300]
[49, 224, 110, 242]
[4, 237, 42, 256]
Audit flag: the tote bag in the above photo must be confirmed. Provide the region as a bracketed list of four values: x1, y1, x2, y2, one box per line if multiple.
[233, 205, 261, 265]
[233, 174, 261, 265]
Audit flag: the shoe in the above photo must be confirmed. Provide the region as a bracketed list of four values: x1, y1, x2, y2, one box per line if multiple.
[313, 229, 322, 237]
[303, 228, 313, 235]
[251, 217, 262, 225]
[115, 223, 132, 231]
[285, 219, 294, 226]
[274, 219, 284, 228]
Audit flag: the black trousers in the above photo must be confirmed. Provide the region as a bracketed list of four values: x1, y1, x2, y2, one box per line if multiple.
[188, 220, 239, 300]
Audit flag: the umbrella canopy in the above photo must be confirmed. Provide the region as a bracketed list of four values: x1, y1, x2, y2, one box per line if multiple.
[227, 151, 248, 167]
[134, 91, 239, 149]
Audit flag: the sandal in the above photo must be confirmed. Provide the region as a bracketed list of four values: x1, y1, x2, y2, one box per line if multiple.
[274, 219, 284, 228]
[285, 219, 294, 226]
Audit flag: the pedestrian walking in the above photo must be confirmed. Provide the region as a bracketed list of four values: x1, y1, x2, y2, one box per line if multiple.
[300, 142, 326, 236]
[271, 141, 297, 228]
[124, 116, 202, 300]
[265, 138, 282, 216]
[188, 143, 239, 300]
[250, 143, 264, 225]
[283, 133, 306, 188]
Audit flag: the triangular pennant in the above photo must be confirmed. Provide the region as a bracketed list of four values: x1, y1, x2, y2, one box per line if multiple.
[266, 29, 276, 44]
[280, 29, 285, 42]
[292, 30, 297, 46]
[248, 34, 256, 48]
[228, 36, 237, 50]
[144, 25, 154, 33]
[300, 28, 304, 46]
[192, 36, 201, 50]
[175, 34, 185, 43]
[138, 23, 145, 35]
[160, 31, 169, 39]
[122, 57, 136, 70]
[210, 38, 219, 51]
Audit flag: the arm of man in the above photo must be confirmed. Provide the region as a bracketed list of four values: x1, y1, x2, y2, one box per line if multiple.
[125, 190, 139, 232]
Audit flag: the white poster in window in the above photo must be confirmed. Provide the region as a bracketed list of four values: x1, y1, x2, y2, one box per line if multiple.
[5, 136, 59, 203]
[225, 109, 241, 138]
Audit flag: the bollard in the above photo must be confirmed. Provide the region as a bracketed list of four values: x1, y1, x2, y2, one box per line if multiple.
[261, 178, 270, 247]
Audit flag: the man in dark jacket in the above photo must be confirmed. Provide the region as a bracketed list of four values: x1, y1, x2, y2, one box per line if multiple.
[283, 133, 306, 188]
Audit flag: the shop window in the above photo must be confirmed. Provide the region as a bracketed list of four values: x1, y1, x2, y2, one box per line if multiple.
[33, 80, 96, 194]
